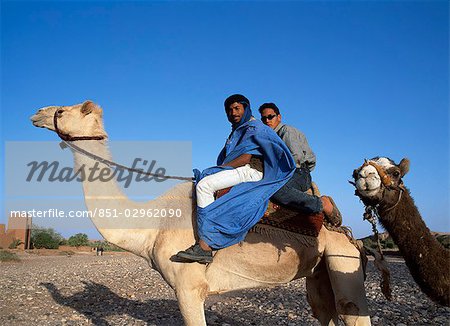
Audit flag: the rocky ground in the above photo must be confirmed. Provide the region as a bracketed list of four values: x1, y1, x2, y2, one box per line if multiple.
[0, 251, 449, 326]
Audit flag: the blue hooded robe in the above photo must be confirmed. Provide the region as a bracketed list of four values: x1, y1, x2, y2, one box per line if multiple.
[194, 109, 295, 249]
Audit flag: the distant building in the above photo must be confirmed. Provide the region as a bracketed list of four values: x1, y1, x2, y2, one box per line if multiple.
[0, 214, 32, 249]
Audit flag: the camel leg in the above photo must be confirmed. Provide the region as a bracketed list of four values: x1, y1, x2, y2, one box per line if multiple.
[325, 235, 371, 326]
[175, 280, 209, 326]
[306, 259, 339, 325]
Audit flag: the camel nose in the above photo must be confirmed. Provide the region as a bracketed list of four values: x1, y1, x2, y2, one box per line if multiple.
[359, 166, 378, 179]
[355, 178, 368, 191]
[30, 114, 38, 122]
[30, 112, 47, 127]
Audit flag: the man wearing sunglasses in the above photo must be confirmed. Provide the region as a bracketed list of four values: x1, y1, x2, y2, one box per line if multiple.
[176, 95, 296, 263]
[259, 103, 342, 226]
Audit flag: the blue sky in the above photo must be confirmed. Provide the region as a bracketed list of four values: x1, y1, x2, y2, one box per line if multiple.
[1, 0, 448, 239]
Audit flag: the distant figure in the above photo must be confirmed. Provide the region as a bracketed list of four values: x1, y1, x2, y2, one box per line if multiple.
[96, 246, 104, 256]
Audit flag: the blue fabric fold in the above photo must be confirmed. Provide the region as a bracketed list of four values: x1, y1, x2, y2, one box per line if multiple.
[194, 119, 295, 249]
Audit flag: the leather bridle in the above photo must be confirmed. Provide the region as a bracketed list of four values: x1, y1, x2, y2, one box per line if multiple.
[53, 109, 106, 141]
[354, 159, 405, 212]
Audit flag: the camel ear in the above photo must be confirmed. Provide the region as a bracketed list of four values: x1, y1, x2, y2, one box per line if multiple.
[81, 100, 96, 115]
[398, 158, 410, 177]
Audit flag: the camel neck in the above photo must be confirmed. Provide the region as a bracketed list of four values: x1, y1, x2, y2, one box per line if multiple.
[380, 190, 430, 249]
[379, 188, 450, 306]
[70, 140, 159, 256]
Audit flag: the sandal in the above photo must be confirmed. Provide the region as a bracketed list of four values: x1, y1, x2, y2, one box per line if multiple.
[176, 243, 213, 264]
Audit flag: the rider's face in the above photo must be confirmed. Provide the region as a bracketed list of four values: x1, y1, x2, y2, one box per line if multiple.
[260, 108, 281, 129]
[226, 102, 245, 124]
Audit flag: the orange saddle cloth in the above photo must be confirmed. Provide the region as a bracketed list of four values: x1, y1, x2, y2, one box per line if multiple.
[258, 202, 323, 237]
[215, 186, 324, 237]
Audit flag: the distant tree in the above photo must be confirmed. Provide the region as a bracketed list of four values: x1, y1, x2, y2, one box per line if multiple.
[89, 240, 125, 252]
[0, 250, 20, 262]
[436, 235, 450, 249]
[32, 230, 60, 249]
[67, 233, 89, 248]
[31, 226, 64, 249]
[385, 239, 395, 249]
[8, 239, 23, 249]
[360, 234, 399, 250]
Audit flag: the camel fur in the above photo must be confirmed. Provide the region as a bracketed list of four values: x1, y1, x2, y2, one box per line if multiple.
[353, 157, 450, 307]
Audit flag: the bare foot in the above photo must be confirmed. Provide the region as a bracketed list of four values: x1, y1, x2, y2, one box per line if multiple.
[321, 196, 333, 216]
[199, 239, 212, 251]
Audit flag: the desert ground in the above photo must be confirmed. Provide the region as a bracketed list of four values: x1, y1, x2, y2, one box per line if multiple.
[1, 251, 449, 326]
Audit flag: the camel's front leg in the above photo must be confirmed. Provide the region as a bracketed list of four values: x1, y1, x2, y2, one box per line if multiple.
[152, 238, 209, 326]
[325, 234, 371, 326]
[306, 258, 339, 325]
[175, 277, 209, 326]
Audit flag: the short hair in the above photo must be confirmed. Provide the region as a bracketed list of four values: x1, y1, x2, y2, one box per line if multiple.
[258, 102, 280, 115]
[224, 94, 250, 109]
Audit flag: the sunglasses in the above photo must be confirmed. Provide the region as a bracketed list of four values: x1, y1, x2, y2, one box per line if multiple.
[261, 114, 277, 122]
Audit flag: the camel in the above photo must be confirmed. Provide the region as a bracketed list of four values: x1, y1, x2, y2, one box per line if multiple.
[352, 157, 450, 307]
[31, 100, 371, 325]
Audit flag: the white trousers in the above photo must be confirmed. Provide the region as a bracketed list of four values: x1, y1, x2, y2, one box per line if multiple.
[196, 164, 263, 208]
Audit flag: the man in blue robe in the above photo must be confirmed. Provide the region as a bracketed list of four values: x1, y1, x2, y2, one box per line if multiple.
[176, 94, 295, 263]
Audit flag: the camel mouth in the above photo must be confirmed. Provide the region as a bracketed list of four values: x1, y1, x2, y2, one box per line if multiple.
[30, 106, 58, 130]
[30, 113, 43, 126]
[355, 187, 380, 198]
[352, 164, 383, 198]
[30, 113, 51, 129]
[30, 114, 41, 126]
[354, 175, 383, 199]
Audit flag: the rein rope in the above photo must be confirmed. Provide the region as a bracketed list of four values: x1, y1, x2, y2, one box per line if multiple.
[362, 186, 404, 260]
[363, 206, 385, 259]
[54, 111, 195, 182]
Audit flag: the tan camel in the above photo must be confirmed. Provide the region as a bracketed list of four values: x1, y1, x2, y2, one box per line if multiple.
[31, 100, 371, 325]
[352, 157, 450, 307]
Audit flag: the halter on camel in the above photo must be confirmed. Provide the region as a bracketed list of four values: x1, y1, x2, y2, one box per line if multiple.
[352, 159, 406, 240]
[350, 159, 411, 301]
[355, 159, 406, 225]
[353, 159, 406, 215]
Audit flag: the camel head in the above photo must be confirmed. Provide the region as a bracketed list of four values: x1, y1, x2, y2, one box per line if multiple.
[352, 157, 410, 209]
[30, 100, 107, 140]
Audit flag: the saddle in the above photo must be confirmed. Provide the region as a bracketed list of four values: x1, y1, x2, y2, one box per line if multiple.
[215, 183, 324, 237]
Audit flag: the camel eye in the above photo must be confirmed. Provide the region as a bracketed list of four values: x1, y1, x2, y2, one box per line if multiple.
[57, 109, 64, 115]
[393, 171, 400, 178]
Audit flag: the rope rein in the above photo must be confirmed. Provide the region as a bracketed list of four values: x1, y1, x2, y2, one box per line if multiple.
[363, 206, 385, 259]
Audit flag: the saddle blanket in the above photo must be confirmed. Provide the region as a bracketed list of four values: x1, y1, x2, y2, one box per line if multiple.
[215, 187, 323, 237]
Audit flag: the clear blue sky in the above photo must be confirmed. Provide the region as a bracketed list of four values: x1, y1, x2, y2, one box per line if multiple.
[1, 0, 448, 239]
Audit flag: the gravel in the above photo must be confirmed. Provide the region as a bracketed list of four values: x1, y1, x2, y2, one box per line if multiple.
[1, 252, 449, 325]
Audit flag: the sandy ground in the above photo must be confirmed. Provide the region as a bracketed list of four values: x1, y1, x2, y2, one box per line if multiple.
[0, 251, 449, 326]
